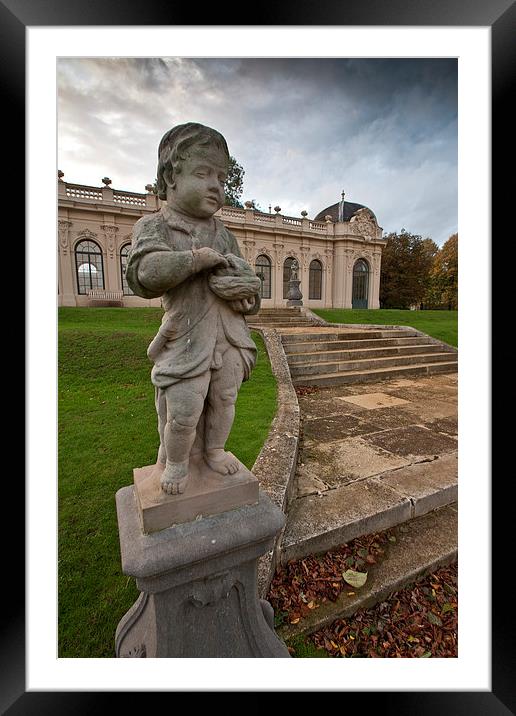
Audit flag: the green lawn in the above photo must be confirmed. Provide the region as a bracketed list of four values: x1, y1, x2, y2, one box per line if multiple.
[312, 309, 458, 348]
[58, 307, 277, 657]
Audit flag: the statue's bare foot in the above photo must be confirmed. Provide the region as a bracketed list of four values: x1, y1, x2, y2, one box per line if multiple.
[161, 460, 189, 495]
[205, 449, 240, 475]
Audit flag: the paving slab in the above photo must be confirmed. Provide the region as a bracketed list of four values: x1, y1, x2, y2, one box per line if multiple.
[298, 394, 370, 418]
[296, 465, 332, 497]
[375, 452, 458, 517]
[301, 436, 411, 487]
[302, 413, 382, 443]
[423, 416, 458, 437]
[337, 392, 411, 409]
[362, 424, 458, 459]
[401, 397, 458, 420]
[354, 406, 421, 430]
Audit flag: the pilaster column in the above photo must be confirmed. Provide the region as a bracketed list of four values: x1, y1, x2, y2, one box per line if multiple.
[324, 248, 333, 307]
[101, 224, 120, 290]
[371, 252, 381, 309]
[344, 248, 355, 309]
[242, 239, 255, 263]
[58, 219, 76, 306]
[273, 242, 284, 306]
[332, 244, 346, 308]
[299, 245, 310, 301]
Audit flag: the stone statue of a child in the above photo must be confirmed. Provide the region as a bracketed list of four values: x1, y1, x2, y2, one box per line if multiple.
[126, 123, 261, 496]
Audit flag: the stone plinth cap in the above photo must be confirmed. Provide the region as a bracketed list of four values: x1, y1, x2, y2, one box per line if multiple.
[116, 485, 285, 580]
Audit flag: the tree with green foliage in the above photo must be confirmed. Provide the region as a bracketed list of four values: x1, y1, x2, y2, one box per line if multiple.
[425, 233, 458, 309]
[380, 229, 439, 309]
[223, 156, 245, 208]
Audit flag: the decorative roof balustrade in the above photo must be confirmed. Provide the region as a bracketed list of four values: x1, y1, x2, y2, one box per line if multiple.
[59, 179, 385, 243]
[112, 191, 147, 207]
[65, 184, 103, 201]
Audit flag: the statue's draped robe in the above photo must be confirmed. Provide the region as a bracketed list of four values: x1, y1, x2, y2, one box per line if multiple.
[125, 207, 260, 389]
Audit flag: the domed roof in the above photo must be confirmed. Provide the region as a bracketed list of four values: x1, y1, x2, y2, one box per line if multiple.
[314, 197, 377, 224]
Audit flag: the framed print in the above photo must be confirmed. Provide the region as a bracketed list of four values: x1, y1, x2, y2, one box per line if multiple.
[9, 0, 511, 710]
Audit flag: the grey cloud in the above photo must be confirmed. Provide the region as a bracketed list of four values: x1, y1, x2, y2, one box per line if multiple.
[58, 57, 457, 245]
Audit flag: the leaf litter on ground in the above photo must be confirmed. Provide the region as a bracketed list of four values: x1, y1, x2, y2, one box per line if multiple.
[267, 527, 457, 658]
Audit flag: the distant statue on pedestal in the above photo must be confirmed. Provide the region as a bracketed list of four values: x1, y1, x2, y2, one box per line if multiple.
[286, 259, 303, 306]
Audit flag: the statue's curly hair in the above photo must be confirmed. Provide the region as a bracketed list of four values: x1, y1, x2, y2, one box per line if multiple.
[156, 122, 230, 200]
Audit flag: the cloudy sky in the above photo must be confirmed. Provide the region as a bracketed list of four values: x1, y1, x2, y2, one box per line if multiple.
[57, 58, 457, 246]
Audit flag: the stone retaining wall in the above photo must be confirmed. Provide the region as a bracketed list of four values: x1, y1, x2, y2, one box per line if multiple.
[251, 328, 300, 597]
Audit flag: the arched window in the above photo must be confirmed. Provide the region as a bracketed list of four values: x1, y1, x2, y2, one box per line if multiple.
[120, 243, 134, 295]
[255, 254, 272, 299]
[283, 257, 296, 299]
[75, 239, 104, 294]
[309, 259, 323, 300]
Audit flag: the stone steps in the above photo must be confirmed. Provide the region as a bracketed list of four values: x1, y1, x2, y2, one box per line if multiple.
[248, 319, 314, 325]
[249, 322, 316, 329]
[290, 352, 457, 378]
[246, 309, 315, 328]
[286, 343, 454, 366]
[276, 504, 458, 643]
[281, 329, 420, 343]
[279, 325, 457, 386]
[252, 308, 303, 315]
[280, 452, 458, 565]
[283, 336, 438, 353]
[291, 360, 458, 386]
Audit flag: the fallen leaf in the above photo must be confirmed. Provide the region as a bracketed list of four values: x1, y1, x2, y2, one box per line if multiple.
[427, 612, 443, 627]
[343, 569, 368, 588]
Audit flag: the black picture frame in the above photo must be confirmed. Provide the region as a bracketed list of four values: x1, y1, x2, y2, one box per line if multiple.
[8, 0, 507, 710]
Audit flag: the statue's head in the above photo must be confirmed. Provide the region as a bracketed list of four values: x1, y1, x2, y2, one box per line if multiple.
[156, 122, 230, 218]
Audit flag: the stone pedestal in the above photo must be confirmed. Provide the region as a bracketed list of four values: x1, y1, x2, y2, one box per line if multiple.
[286, 279, 303, 307]
[115, 485, 291, 658]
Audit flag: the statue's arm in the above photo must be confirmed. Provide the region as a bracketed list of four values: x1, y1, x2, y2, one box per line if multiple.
[126, 215, 227, 298]
[131, 247, 226, 296]
[136, 250, 196, 295]
[221, 226, 261, 315]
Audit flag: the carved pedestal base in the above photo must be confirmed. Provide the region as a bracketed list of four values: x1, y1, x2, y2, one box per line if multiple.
[115, 486, 290, 658]
[286, 279, 303, 306]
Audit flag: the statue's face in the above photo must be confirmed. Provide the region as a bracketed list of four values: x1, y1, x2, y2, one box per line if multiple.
[168, 145, 228, 218]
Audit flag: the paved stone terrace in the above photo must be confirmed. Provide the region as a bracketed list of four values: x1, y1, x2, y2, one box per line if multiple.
[280, 372, 458, 562]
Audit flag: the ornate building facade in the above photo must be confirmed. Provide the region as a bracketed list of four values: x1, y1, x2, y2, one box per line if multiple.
[57, 175, 386, 309]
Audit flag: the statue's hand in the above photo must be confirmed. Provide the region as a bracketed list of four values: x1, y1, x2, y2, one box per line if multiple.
[193, 247, 229, 273]
[229, 297, 255, 313]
